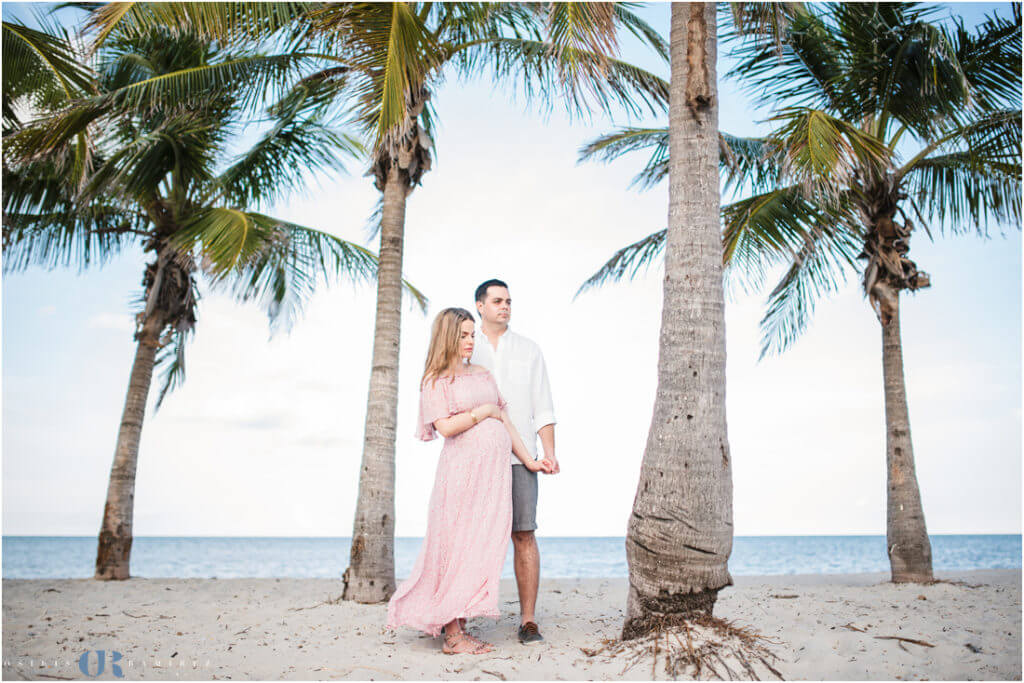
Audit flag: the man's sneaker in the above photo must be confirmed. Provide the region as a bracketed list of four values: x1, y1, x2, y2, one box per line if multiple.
[517, 621, 544, 645]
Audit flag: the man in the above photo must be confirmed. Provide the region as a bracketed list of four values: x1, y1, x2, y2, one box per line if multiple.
[470, 278, 560, 645]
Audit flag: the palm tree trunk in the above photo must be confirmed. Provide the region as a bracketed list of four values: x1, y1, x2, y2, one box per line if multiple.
[882, 291, 933, 582]
[343, 164, 406, 603]
[623, 2, 733, 640]
[94, 312, 163, 580]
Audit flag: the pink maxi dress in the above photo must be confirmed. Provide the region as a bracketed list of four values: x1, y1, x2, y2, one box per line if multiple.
[386, 370, 513, 636]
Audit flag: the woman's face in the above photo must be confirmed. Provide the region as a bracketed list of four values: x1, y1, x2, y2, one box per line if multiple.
[458, 319, 475, 360]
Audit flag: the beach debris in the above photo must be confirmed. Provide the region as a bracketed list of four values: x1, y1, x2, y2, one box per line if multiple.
[580, 612, 785, 680]
[288, 593, 344, 611]
[873, 636, 934, 648]
[769, 594, 798, 599]
[122, 611, 147, 619]
[481, 670, 507, 680]
[840, 623, 867, 633]
[927, 578, 986, 589]
[965, 643, 983, 653]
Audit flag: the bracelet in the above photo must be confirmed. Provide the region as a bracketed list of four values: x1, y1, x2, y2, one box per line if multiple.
[469, 410, 479, 424]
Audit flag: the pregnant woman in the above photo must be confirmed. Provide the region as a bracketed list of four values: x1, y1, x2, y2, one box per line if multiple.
[386, 307, 550, 655]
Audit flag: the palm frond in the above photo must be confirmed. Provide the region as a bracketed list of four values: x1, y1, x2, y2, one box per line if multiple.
[310, 2, 440, 143]
[574, 228, 666, 298]
[543, 2, 618, 84]
[719, 131, 782, 195]
[723, 2, 803, 56]
[97, 50, 311, 114]
[212, 73, 363, 209]
[897, 108, 1023, 179]
[152, 279, 200, 410]
[765, 107, 891, 201]
[755, 216, 862, 359]
[79, 110, 224, 203]
[721, 185, 861, 296]
[83, 2, 309, 48]
[723, 6, 845, 112]
[905, 152, 1021, 235]
[456, 37, 669, 120]
[862, 10, 971, 140]
[578, 127, 781, 194]
[6, 51, 310, 160]
[613, 2, 669, 63]
[172, 209, 425, 332]
[2, 200, 146, 274]
[577, 127, 667, 190]
[901, 110, 1022, 236]
[950, 5, 1022, 111]
[2, 19, 94, 130]
[363, 195, 384, 244]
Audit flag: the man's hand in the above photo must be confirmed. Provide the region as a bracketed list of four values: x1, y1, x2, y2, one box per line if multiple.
[540, 455, 560, 475]
[525, 458, 553, 474]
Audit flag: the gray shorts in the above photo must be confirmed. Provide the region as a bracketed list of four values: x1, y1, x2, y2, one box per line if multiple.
[511, 463, 538, 532]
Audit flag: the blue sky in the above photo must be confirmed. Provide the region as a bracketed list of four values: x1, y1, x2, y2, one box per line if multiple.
[2, 2, 1020, 538]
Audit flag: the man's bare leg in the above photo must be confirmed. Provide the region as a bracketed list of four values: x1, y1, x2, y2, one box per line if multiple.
[511, 529, 539, 624]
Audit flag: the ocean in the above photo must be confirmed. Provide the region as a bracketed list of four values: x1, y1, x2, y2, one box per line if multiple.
[2, 535, 1020, 579]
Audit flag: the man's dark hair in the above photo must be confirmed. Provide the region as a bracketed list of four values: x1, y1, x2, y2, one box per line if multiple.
[475, 279, 509, 303]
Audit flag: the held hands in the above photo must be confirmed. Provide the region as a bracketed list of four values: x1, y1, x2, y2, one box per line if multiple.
[540, 455, 560, 474]
[524, 458, 554, 474]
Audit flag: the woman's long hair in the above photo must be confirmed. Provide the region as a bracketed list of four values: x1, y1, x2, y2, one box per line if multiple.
[421, 307, 476, 388]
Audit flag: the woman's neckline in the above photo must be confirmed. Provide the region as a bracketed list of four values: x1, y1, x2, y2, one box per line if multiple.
[439, 369, 489, 380]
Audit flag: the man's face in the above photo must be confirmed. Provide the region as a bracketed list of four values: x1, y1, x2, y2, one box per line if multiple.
[476, 286, 511, 325]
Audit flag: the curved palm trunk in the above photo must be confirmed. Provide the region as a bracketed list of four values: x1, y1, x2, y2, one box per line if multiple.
[882, 292, 933, 582]
[94, 313, 162, 580]
[623, 2, 733, 640]
[343, 164, 407, 603]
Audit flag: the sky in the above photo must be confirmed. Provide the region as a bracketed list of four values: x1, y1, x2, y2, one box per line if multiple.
[2, 2, 1020, 539]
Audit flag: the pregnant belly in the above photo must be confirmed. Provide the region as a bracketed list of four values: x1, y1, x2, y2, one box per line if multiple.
[455, 418, 511, 453]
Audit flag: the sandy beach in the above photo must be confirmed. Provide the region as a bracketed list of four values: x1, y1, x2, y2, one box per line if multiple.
[3, 568, 1019, 680]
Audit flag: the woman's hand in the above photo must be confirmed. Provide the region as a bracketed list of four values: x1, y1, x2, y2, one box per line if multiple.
[475, 403, 501, 420]
[523, 458, 553, 474]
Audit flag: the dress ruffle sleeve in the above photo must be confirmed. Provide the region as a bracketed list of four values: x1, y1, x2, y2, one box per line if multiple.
[415, 377, 458, 442]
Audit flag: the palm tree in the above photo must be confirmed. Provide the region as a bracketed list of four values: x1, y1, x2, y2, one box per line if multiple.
[325, 1, 671, 606]
[614, 2, 734, 640]
[86, 1, 674, 602]
[2, 21, 423, 580]
[578, 3, 1022, 585]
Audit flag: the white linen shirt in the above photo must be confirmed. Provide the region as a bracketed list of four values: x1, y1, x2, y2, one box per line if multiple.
[470, 326, 556, 465]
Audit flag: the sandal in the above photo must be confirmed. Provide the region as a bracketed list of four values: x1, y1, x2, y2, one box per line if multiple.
[463, 633, 494, 652]
[442, 631, 493, 655]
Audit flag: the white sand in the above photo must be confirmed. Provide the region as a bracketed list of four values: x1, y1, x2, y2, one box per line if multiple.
[3, 569, 1019, 680]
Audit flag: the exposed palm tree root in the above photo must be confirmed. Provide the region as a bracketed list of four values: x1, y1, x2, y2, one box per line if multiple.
[580, 612, 786, 680]
[925, 578, 985, 589]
